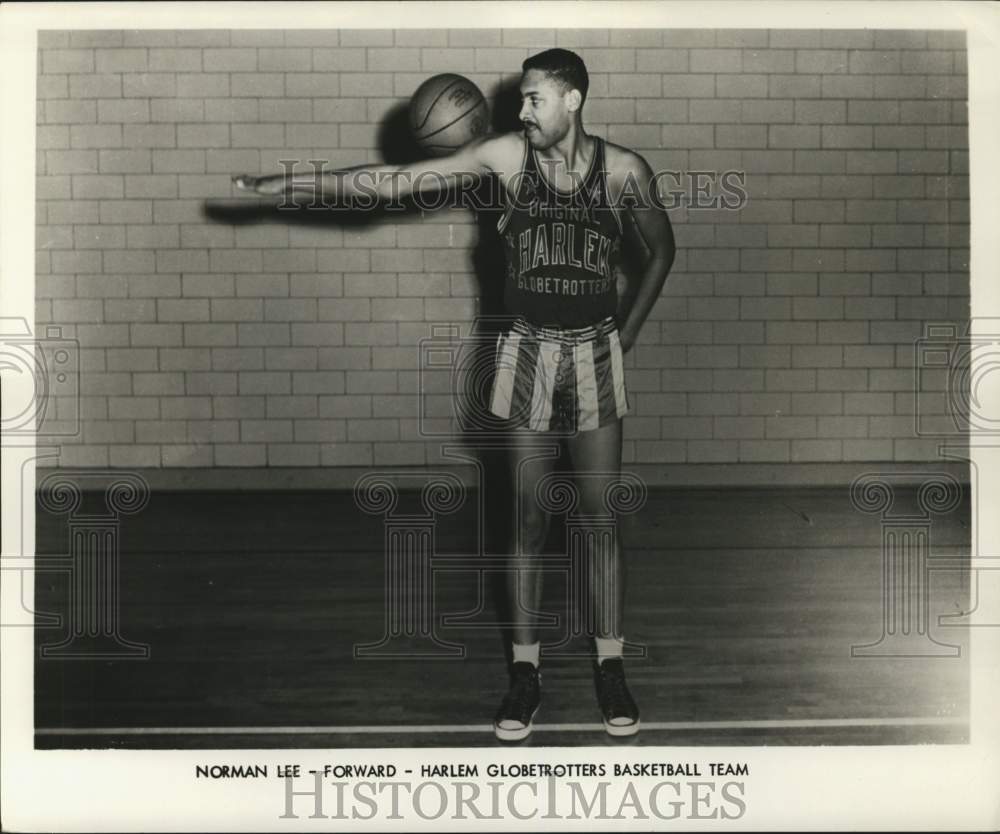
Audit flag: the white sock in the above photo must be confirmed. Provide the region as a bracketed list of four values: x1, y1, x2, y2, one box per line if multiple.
[595, 636, 624, 666]
[512, 641, 540, 668]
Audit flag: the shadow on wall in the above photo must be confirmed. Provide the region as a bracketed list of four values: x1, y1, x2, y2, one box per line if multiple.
[200, 74, 523, 313]
[201, 75, 530, 665]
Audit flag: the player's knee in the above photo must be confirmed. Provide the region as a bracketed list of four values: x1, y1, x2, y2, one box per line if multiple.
[517, 505, 549, 552]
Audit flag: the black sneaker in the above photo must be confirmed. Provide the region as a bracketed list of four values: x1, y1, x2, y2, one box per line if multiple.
[594, 658, 640, 736]
[493, 661, 541, 741]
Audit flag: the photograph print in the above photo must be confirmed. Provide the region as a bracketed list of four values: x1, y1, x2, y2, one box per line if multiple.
[25, 20, 977, 758]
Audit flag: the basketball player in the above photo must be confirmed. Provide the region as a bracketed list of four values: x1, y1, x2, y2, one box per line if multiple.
[234, 49, 675, 740]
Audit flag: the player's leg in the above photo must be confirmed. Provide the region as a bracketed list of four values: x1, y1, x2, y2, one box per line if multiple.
[564, 418, 625, 640]
[506, 426, 560, 642]
[565, 405, 639, 736]
[489, 323, 563, 646]
[488, 322, 563, 741]
[493, 425, 559, 741]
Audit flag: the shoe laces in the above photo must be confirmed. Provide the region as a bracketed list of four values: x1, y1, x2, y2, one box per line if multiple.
[504, 662, 538, 711]
[598, 660, 631, 706]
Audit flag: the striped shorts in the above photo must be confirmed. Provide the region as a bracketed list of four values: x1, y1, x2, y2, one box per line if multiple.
[488, 316, 630, 433]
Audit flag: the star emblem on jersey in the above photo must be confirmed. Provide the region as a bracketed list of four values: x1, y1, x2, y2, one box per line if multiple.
[521, 175, 539, 204]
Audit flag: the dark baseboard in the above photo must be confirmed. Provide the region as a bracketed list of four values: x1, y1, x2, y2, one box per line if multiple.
[33, 461, 971, 491]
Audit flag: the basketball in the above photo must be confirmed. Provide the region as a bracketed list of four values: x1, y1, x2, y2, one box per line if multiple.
[409, 74, 489, 157]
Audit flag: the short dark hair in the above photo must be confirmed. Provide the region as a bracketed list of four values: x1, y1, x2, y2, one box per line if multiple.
[522, 48, 589, 105]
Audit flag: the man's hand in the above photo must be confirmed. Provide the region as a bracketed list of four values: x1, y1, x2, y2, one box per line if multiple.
[232, 174, 285, 196]
[232, 174, 258, 192]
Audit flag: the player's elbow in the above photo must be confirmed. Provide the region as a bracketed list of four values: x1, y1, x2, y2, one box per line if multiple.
[654, 217, 677, 271]
[641, 239, 674, 283]
[659, 238, 676, 272]
[372, 169, 412, 203]
[373, 163, 459, 203]
[636, 231, 675, 275]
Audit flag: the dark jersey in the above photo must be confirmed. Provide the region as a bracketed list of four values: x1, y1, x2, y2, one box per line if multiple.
[497, 136, 623, 328]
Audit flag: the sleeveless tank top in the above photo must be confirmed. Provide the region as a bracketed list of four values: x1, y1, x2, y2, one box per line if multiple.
[497, 136, 623, 328]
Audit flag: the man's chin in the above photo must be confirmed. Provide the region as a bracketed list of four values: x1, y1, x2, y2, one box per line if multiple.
[524, 129, 547, 148]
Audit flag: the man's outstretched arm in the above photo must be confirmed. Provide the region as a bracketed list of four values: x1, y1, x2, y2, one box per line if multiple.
[615, 153, 676, 353]
[232, 135, 509, 203]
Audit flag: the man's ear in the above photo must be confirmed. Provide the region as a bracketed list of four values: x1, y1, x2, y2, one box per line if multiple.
[565, 88, 583, 113]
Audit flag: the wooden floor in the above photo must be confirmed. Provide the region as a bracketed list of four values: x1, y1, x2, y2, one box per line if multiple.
[34, 486, 971, 748]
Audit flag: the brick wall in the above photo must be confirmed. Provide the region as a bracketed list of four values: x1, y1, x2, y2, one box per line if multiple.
[35, 28, 969, 469]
